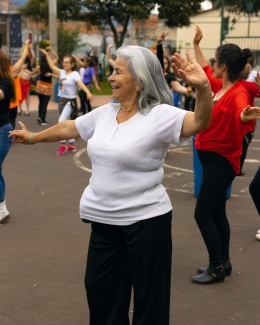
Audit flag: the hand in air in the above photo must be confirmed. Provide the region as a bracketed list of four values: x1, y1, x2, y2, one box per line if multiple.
[171, 52, 209, 90]
[8, 121, 33, 145]
[193, 25, 203, 46]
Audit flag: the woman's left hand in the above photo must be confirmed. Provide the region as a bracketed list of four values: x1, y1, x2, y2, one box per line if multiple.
[171, 52, 209, 90]
[9, 121, 34, 145]
[241, 105, 260, 122]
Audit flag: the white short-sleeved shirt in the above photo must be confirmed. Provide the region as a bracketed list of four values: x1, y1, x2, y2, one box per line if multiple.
[58, 70, 81, 98]
[75, 103, 189, 225]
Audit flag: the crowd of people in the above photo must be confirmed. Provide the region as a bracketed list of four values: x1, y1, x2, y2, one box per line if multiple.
[1, 25, 260, 324]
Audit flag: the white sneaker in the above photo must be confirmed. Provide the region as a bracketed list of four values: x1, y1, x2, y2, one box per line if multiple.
[257, 230, 260, 234]
[256, 234, 260, 241]
[0, 200, 10, 224]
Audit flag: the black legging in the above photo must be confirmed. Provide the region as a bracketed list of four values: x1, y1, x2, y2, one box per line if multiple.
[79, 90, 92, 115]
[37, 93, 51, 123]
[9, 107, 18, 129]
[194, 151, 236, 267]
[249, 166, 260, 215]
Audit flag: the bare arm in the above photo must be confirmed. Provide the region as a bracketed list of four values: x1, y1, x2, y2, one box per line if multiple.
[26, 65, 40, 75]
[39, 49, 60, 75]
[92, 74, 101, 91]
[171, 52, 213, 137]
[72, 54, 85, 68]
[45, 46, 59, 65]
[170, 80, 188, 94]
[193, 25, 209, 68]
[107, 44, 115, 68]
[0, 90, 4, 100]
[76, 80, 93, 101]
[9, 121, 80, 145]
[12, 40, 30, 76]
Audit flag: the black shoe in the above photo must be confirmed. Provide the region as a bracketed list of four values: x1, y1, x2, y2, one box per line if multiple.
[191, 264, 225, 284]
[198, 259, 232, 276]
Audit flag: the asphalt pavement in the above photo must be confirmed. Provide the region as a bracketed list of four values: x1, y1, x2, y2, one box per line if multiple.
[1, 98, 260, 325]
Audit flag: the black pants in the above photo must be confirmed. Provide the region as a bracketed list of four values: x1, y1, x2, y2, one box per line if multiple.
[85, 211, 172, 325]
[194, 151, 236, 267]
[37, 93, 51, 123]
[249, 166, 260, 215]
[79, 90, 92, 115]
[9, 107, 17, 129]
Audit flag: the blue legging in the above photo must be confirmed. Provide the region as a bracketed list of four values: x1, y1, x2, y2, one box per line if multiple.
[249, 166, 260, 215]
[0, 124, 13, 202]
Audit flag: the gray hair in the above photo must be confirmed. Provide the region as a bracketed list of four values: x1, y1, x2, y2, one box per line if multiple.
[113, 45, 173, 114]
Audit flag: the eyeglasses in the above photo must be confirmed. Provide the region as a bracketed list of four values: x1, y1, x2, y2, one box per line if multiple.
[209, 58, 220, 67]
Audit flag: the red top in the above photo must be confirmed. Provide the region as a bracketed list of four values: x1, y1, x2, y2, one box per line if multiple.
[195, 65, 255, 174]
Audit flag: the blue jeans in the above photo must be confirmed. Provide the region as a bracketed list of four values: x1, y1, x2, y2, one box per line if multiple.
[0, 124, 13, 202]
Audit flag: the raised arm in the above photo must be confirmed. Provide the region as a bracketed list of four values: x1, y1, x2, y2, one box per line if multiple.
[12, 39, 30, 76]
[25, 65, 40, 76]
[72, 54, 85, 69]
[107, 44, 115, 68]
[9, 121, 80, 145]
[193, 25, 209, 68]
[171, 52, 213, 136]
[39, 48, 60, 75]
[45, 46, 59, 65]
[156, 31, 169, 69]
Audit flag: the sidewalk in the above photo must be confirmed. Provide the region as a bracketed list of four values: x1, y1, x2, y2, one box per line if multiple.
[27, 94, 113, 112]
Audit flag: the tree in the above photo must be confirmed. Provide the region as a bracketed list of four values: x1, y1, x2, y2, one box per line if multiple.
[214, 0, 260, 16]
[20, 0, 207, 49]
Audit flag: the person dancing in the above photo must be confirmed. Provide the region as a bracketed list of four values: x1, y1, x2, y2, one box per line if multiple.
[0, 50, 16, 223]
[191, 25, 260, 284]
[39, 49, 93, 155]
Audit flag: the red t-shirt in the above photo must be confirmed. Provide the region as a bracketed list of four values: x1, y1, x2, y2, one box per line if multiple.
[195, 65, 255, 174]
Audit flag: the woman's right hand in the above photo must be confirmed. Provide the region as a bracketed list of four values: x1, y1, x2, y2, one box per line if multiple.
[156, 32, 169, 45]
[193, 25, 203, 46]
[9, 122, 34, 145]
[87, 93, 93, 102]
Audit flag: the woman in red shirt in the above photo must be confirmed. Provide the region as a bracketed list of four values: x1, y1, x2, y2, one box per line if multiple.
[191, 25, 260, 284]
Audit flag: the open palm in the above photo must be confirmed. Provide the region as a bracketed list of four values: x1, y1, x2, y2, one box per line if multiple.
[171, 52, 209, 90]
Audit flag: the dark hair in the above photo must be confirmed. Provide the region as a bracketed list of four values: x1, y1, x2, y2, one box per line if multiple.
[163, 56, 171, 73]
[39, 54, 51, 75]
[215, 44, 252, 82]
[24, 55, 33, 70]
[84, 56, 94, 67]
[0, 49, 15, 101]
[63, 54, 77, 71]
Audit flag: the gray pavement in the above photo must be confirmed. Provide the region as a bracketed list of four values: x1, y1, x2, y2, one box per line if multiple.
[1, 104, 260, 325]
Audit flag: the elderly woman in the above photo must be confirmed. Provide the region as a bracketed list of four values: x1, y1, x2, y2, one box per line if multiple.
[9, 46, 212, 324]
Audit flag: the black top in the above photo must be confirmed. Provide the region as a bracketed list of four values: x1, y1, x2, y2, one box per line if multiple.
[39, 73, 52, 83]
[164, 73, 177, 89]
[156, 44, 177, 89]
[0, 80, 14, 127]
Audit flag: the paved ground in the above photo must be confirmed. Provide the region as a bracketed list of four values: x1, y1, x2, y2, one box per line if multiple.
[1, 97, 260, 325]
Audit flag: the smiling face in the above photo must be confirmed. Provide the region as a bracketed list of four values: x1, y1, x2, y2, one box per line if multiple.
[108, 57, 139, 105]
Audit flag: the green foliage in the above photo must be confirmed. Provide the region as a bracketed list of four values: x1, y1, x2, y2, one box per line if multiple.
[57, 23, 82, 65]
[18, 0, 48, 25]
[158, 0, 203, 27]
[92, 80, 112, 96]
[39, 39, 50, 49]
[19, 0, 206, 49]
[214, 0, 260, 16]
